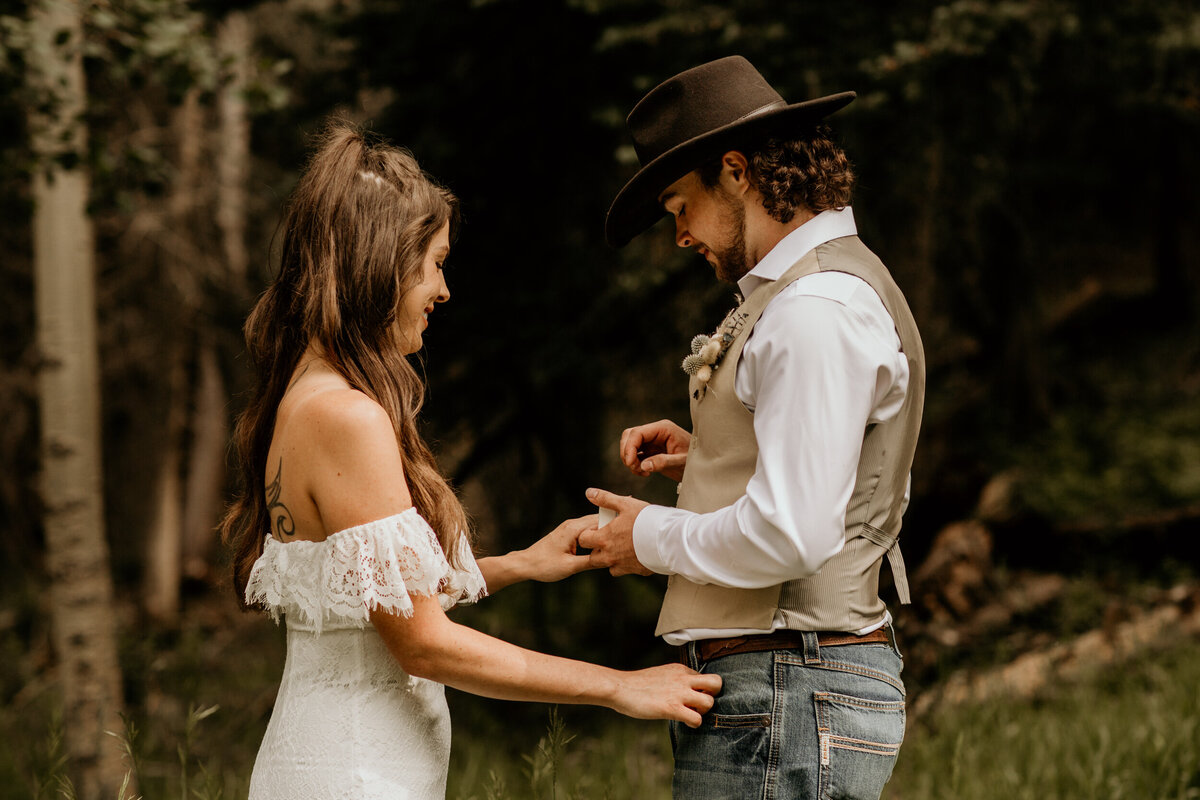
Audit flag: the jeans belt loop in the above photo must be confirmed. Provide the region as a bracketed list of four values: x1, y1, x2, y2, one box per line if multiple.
[801, 630, 821, 664]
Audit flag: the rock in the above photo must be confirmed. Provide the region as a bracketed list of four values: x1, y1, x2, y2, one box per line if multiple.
[976, 470, 1020, 524]
[912, 520, 994, 620]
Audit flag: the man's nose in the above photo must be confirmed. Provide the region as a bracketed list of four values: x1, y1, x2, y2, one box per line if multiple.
[674, 218, 692, 248]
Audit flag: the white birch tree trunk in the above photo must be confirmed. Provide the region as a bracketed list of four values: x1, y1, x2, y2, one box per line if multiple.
[28, 0, 128, 797]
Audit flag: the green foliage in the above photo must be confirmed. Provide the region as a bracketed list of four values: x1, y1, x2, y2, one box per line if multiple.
[86, 0, 221, 100]
[1008, 333, 1200, 525]
[888, 637, 1200, 799]
[1015, 401, 1200, 524]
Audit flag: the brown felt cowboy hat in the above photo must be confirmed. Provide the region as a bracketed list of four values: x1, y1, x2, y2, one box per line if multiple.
[605, 56, 855, 248]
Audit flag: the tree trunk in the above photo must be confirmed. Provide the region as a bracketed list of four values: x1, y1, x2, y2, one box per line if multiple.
[173, 8, 253, 581]
[216, 10, 252, 281]
[182, 345, 228, 580]
[144, 88, 204, 621]
[144, 344, 185, 621]
[28, 1, 129, 797]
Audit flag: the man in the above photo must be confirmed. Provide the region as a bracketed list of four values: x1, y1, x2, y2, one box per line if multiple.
[580, 56, 925, 799]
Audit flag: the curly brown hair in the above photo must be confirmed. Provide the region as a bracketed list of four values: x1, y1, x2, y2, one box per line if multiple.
[698, 124, 855, 223]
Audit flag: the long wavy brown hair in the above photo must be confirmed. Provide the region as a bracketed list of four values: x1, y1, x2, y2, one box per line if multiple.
[220, 123, 471, 609]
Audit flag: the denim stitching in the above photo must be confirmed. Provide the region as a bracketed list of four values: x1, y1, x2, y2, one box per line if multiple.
[763, 655, 783, 800]
[815, 691, 831, 796]
[826, 735, 901, 755]
[813, 692, 905, 713]
[776, 653, 906, 696]
[712, 713, 772, 729]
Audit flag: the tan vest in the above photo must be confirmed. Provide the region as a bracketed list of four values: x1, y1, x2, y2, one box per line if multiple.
[656, 235, 924, 636]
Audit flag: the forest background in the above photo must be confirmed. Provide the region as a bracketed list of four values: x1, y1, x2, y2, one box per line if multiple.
[2, 1, 1200, 798]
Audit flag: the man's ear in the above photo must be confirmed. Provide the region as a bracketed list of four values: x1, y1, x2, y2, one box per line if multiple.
[719, 151, 751, 195]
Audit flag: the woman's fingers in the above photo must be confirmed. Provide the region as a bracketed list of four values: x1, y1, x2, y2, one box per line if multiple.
[678, 705, 704, 729]
[695, 672, 722, 695]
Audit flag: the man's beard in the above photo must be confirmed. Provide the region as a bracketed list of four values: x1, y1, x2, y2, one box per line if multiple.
[710, 188, 750, 284]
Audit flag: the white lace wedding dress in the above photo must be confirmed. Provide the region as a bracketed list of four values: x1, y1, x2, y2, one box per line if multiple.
[243, 508, 487, 799]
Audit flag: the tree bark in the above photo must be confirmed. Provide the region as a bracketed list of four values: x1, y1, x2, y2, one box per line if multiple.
[144, 344, 185, 620]
[182, 345, 228, 580]
[28, 1, 129, 797]
[217, 10, 252, 281]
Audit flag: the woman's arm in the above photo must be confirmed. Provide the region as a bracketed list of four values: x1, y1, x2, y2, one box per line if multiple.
[476, 515, 597, 593]
[373, 593, 719, 727]
[299, 389, 720, 726]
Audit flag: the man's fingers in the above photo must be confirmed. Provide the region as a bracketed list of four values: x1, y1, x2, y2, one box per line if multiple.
[589, 550, 614, 570]
[586, 487, 622, 511]
[620, 428, 644, 470]
[642, 453, 686, 474]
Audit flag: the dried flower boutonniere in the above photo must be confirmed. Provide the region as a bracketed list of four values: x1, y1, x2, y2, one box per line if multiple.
[681, 302, 748, 397]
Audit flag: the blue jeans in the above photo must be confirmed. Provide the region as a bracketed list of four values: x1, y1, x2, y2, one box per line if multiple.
[670, 629, 905, 800]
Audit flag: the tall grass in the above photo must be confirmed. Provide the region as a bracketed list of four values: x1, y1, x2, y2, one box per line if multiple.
[888, 637, 1200, 799]
[448, 706, 672, 800]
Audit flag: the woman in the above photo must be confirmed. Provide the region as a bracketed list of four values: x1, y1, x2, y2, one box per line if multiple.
[219, 124, 721, 800]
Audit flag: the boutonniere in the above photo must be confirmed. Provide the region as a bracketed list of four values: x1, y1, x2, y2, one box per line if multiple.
[681, 300, 748, 394]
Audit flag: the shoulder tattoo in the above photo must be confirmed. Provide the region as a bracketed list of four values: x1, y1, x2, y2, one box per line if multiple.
[265, 458, 296, 539]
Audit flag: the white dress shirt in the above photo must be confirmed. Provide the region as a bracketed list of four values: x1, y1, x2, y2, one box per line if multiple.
[631, 208, 910, 643]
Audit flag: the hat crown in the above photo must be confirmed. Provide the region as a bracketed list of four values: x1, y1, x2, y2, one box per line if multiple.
[627, 56, 785, 167]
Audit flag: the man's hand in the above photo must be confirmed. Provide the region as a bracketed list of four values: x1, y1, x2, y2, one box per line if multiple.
[579, 488, 653, 577]
[620, 419, 691, 482]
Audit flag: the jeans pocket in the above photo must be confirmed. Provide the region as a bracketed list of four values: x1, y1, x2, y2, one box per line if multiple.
[814, 691, 905, 800]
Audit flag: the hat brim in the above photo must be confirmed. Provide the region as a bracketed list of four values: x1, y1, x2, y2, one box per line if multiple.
[605, 91, 856, 248]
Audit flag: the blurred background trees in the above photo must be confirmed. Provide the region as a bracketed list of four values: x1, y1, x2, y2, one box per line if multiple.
[1, 0, 1198, 796]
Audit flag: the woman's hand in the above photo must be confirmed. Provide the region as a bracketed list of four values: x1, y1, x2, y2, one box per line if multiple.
[478, 514, 598, 592]
[620, 419, 691, 482]
[520, 514, 599, 583]
[609, 664, 722, 728]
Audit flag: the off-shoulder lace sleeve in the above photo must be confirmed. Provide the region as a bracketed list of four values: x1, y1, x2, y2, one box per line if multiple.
[244, 508, 457, 633]
[439, 533, 488, 610]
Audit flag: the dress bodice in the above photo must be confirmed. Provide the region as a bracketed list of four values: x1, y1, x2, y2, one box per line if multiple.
[244, 509, 486, 800]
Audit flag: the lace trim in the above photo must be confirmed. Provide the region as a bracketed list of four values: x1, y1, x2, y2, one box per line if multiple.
[244, 508, 487, 633]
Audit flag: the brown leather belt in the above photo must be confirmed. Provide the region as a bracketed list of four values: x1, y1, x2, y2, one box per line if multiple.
[687, 627, 890, 663]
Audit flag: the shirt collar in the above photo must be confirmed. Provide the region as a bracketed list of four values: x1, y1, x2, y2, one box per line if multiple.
[736, 207, 858, 298]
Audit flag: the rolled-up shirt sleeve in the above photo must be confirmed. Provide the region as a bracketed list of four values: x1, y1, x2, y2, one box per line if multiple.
[632, 276, 908, 588]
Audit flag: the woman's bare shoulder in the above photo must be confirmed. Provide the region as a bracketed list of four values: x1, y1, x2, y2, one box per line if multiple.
[290, 385, 412, 530]
[293, 383, 389, 432]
